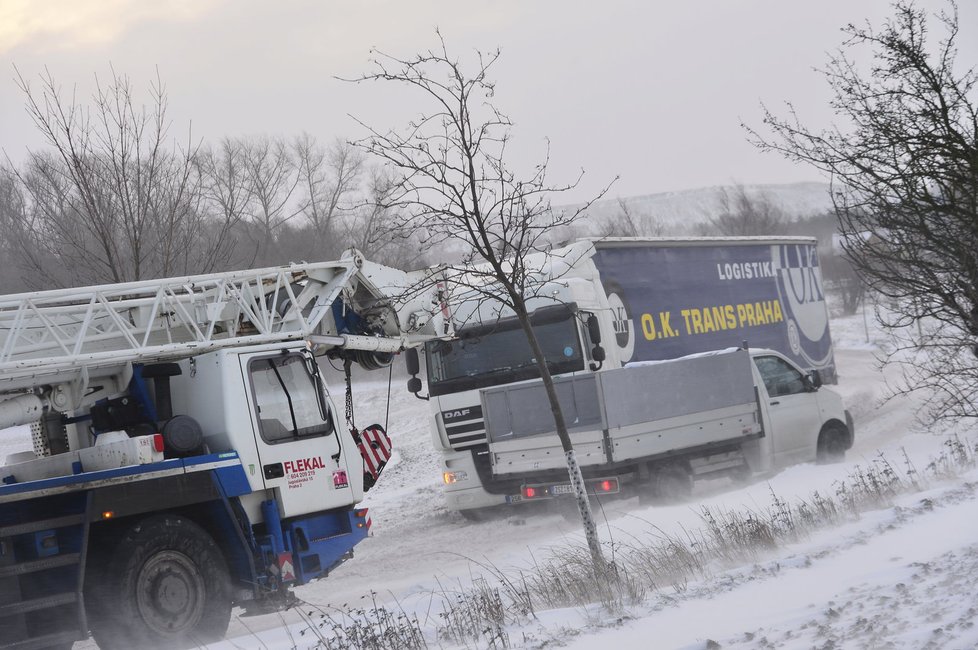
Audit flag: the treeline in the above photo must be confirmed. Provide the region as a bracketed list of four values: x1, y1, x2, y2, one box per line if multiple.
[0, 70, 426, 292]
[0, 69, 861, 315]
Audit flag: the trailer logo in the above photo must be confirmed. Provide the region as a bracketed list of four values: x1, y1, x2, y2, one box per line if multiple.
[716, 261, 776, 280]
[606, 286, 636, 363]
[774, 244, 831, 366]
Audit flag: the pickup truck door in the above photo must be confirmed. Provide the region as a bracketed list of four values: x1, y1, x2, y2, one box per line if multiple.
[752, 354, 821, 467]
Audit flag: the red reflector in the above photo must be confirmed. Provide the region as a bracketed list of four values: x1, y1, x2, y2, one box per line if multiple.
[355, 508, 372, 529]
[524, 486, 537, 499]
[600, 480, 614, 492]
[153, 434, 165, 453]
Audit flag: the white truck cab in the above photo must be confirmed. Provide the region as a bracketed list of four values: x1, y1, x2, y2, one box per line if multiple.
[743, 348, 852, 473]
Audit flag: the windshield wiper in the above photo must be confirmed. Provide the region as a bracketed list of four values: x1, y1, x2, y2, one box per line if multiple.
[267, 359, 300, 439]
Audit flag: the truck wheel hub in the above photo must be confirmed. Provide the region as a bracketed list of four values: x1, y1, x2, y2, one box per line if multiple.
[136, 550, 205, 633]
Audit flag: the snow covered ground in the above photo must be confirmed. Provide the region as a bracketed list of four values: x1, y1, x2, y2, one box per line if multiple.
[213, 305, 978, 649]
[4, 303, 975, 649]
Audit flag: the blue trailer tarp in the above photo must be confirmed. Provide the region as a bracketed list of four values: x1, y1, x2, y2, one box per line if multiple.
[592, 240, 836, 380]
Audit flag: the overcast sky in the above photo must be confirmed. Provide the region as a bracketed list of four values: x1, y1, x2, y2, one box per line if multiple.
[1, 0, 974, 203]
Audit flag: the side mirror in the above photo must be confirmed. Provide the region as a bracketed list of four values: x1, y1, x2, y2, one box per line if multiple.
[405, 348, 421, 376]
[808, 369, 823, 390]
[589, 344, 606, 371]
[586, 313, 602, 345]
[404, 348, 428, 401]
[585, 314, 605, 371]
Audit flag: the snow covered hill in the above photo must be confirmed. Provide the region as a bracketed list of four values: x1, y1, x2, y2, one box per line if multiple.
[570, 181, 834, 235]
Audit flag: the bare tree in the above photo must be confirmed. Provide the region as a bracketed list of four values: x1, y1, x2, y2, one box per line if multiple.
[196, 138, 251, 267]
[6, 67, 238, 286]
[241, 136, 303, 264]
[344, 166, 428, 268]
[821, 243, 866, 316]
[698, 184, 787, 236]
[295, 135, 364, 258]
[0, 165, 32, 290]
[749, 1, 978, 421]
[595, 197, 666, 237]
[347, 35, 614, 569]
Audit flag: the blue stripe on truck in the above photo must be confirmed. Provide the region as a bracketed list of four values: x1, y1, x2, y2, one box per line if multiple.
[0, 451, 245, 501]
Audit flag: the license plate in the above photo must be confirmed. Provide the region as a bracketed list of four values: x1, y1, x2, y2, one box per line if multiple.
[549, 483, 574, 495]
[506, 494, 524, 504]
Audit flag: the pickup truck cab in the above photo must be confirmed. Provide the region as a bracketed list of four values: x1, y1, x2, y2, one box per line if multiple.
[745, 348, 853, 473]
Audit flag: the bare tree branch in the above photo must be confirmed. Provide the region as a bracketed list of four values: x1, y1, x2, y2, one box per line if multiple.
[6, 67, 239, 286]
[747, 0, 978, 421]
[346, 32, 616, 570]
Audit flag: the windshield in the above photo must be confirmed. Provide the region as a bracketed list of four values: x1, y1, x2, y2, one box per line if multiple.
[426, 307, 585, 397]
[249, 353, 334, 444]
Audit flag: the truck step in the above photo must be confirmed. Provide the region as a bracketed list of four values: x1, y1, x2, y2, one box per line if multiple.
[0, 553, 81, 578]
[0, 514, 85, 538]
[0, 591, 76, 617]
[0, 629, 82, 650]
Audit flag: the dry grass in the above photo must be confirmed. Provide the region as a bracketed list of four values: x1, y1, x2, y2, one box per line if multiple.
[281, 436, 977, 649]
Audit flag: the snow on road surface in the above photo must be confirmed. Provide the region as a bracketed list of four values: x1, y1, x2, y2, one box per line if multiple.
[3, 307, 972, 649]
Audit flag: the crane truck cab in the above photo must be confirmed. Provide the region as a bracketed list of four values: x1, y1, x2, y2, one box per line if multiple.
[0, 253, 452, 650]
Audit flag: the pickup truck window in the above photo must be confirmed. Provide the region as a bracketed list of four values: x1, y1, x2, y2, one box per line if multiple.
[753, 355, 807, 397]
[249, 353, 334, 444]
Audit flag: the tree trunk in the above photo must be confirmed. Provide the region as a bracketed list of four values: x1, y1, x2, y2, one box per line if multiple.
[512, 298, 605, 570]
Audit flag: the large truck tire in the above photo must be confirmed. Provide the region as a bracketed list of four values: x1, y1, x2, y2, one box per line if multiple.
[816, 423, 849, 464]
[86, 514, 232, 650]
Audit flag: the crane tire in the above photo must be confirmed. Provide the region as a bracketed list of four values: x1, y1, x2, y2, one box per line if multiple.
[86, 514, 231, 650]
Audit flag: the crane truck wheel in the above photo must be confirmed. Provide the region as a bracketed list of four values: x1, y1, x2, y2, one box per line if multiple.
[816, 422, 849, 464]
[86, 514, 232, 650]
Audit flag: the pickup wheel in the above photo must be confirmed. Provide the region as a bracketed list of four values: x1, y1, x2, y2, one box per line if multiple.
[817, 423, 849, 464]
[459, 507, 494, 522]
[87, 515, 232, 650]
[641, 463, 693, 504]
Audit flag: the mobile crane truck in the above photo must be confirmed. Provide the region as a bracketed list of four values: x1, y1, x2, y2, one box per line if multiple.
[0, 251, 450, 650]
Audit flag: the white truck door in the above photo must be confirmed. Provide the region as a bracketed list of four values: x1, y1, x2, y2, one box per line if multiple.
[241, 350, 354, 518]
[752, 354, 822, 467]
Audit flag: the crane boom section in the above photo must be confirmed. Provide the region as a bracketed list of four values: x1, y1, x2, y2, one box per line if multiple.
[0, 260, 369, 392]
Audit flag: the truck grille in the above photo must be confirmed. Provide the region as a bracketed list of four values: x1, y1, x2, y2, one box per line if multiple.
[441, 406, 487, 450]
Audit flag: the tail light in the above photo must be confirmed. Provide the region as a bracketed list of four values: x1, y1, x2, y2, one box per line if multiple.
[595, 478, 619, 493]
[354, 508, 372, 529]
